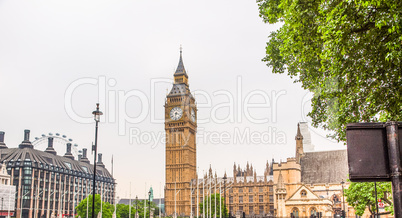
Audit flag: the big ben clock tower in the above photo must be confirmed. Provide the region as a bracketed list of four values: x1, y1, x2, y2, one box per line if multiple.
[165, 48, 197, 217]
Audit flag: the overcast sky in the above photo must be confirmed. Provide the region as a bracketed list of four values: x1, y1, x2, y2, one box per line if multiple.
[0, 0, 344, 199]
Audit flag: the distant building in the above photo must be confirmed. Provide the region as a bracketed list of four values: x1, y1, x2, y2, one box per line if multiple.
[0, 130, 115, 218]
[0, 147, 16, 217]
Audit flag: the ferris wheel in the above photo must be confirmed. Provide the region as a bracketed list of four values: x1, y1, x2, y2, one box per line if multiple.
[32, 133, 82, 159]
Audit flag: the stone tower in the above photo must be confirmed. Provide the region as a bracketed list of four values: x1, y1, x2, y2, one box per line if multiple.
[295, 123, 304, 163]
[165, 48, 197, 216]
[275, 171, 287, 217]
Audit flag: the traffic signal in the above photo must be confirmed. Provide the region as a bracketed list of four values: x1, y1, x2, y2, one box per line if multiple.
[341, 210, 346, 218]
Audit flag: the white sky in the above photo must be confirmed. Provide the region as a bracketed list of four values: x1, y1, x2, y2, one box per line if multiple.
[0, 0, 344, 199]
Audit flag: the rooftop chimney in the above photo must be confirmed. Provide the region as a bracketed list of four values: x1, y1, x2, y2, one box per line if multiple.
[80, 148, 90, 164]
[0, 131, 7, 149]
[19, 129, 33, 149]
[63, 143, 74, 160]
[78, 154, 82, 161]
[97, 153, 105, 168]
[45, 137, 57, 155]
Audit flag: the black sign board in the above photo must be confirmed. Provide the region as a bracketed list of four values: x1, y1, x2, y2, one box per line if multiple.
[346, 122, 402, 182]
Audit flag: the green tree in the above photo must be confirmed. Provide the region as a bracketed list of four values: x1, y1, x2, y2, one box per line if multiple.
[257, 0, 402, 141]
[199, 194, 228, 218]
[75, 194, 114, 218]
[344, 181, 393, 216]
[116, 200, 159, 218]
[115, 204, 133, 218]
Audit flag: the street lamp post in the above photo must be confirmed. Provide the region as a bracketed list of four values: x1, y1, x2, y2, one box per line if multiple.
[223, 173, 227, 218]
[341, 180, 345, 218]
[148, 191, 151, 218]
[59, 191, 68, 218]
[34, 190, 44, 218]
[20, 191, 30, 218]
[91, 103, 103, 218]
[136, 195, 139, 218]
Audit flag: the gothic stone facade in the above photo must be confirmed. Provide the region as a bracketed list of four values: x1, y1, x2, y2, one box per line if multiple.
[226, 163, 275, 217]
[273, 123, 352, 218]
[190, 163, 275, 218]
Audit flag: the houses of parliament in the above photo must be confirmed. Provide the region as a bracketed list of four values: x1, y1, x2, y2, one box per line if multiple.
[164, 50, 352, 217]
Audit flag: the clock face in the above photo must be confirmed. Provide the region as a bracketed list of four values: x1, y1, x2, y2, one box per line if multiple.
[191, 109, 196, 122]
[170, 107, 183, 121]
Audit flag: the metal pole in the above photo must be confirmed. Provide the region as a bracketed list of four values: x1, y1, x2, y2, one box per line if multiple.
[20, 193, 22, 218]
[59, 191, 68, 218]
[219, 182, 221, 218]
[341, 181, 345, 217]
[33, 192, 37, 218]
[86, 193, 89, 218]
[114, 191, 118, 218]
[144, 193, 147, 218]
[8, 185, 11, 218]
[73, 178, 76, 217]
[209, 177, 211, 218]
[160, 182, 162, 218]
[190, 181, 192, 217]
[150, 197, 151, 218]
[129, 184, 132, 218]
[197, 176, 199, 218]
[206, 189, 208, 218]
[20, 190, 26, 218]
[223, 180, 226, 218]
[214, 180, 216, 218]
[149, 195, 151, 218]
[374, 182, 379, 218]
[100, 183, 103, 218]
[114, 195, 118, 218]
[386, 121, 402, 217]
[203, 176, 205, 218]
[92, 119, 99, 218]
[34, 190, 43, 218]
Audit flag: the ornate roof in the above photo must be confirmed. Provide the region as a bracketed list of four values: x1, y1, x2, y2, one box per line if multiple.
[295, 123, 303, 140]
[174, 49, 188, 77]
[168, 84, 188, 96]
[301, 150, 348, 184]
[0, 147, 113, 181]
[277, 171, 286, 190]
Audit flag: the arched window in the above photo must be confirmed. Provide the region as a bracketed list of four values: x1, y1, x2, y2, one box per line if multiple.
[301, 190, 307, 197]
[310, 207, 317, 216]
[291, 207, 299, 218]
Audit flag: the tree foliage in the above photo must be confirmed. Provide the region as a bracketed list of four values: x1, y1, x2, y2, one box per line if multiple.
[115, 200, 159, 218]
[75, 194, 114, 218]
[344, 181, 392, 216]
[116, 204, 133, 218]
[257, 0, 402, 141]
[76, 196, 159, 218]
[199, 194, 228, 218]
